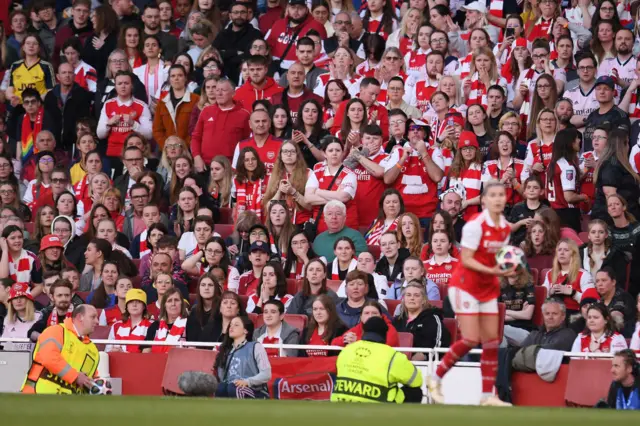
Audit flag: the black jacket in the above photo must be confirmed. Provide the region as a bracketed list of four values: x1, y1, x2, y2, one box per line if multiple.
[43, 84, 93, 151]
[579, 245, 630, 291]
[213, 24, 263, 84]
[94, 76, 148, 121]
[154, 30, 179, 61]
[323, 35, 362, 56]
[375, 248, 411, 282]
[82, 31, 118, 80]
[392, 307, 451, 349]
[186, 307, 216, 343]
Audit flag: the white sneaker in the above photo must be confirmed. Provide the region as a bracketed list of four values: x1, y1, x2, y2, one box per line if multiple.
[480, 395, 512, 407]
[427, 376, 444, 404]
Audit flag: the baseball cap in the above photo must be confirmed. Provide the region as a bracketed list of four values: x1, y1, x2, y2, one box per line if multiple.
[125, 289, 147, 306]
[249, 241, 269, 254]
[289, 0, 307, 6]
[9, 282, 34, 302]
[594, 76, 615, 90]
[446, 112, 465, 128]
[580, 287, 600, 307]
[514, 38, 527, 48]
[40, 234, 64, 251]
[463, 1, 487, 14]
[458, 131, 479, 149]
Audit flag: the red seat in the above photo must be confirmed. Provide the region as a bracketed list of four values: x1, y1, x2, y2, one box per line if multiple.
[286, 278, 299, 295]
[397, 332, 413, 348]
[188, 293, 198, 306]
[367, 245, 381, 260]
[215, 224, 234, 239]
[435, 282, 447, 300]
[248, 313, 258, 327]
[91, 325, 110, 351]
[530, 268, 538, 287]
[187, 278, 199, 294]
[76, 291, 89, 302]
[385, 299, 401, 316]
[528, 255, 554, 273]
[161, 348, 217, 395]
[580, 214, 590, 232]
[35, 292, 49, 307]
[218, 207, 233, 224]
[131, 258, 141, 268]
[24, 222, 34, 234]
[532, 286, 548, 327]
[239, 295, 248, 311]
[443, 318, 458, 343]
[326, 280, 341, 292]
[539, 268, 551, 286]
[564, 359, 611, 407]
[430, 300, 443, 309]
[578, 232, 589, 244]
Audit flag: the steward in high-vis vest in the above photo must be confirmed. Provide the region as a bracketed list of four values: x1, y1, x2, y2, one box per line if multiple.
[331, 316, 423, 403]
[22, 305, 100, 394]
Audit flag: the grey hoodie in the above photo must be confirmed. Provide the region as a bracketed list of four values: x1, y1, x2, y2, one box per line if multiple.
[253, 321, 301, 357]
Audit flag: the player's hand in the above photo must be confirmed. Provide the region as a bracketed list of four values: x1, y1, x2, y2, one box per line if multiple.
[76, 372, 92, 389]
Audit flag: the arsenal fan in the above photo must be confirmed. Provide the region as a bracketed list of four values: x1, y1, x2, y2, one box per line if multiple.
[404, 24, 431, 78]
[571, 302, 628, 354]
[580, 124, 609, 213]
[448, 131, 484, 221]
[619, 60, 640, 120]
[314, 47, 362, 98]
[481, 132, 526, 212]
[461, 48, 508, 111]
[237, 241, 270, 296]
[583, 76, 630, 153]
[525, 0, 560, 42]
[428, 180, 514, 407]
[331, 77, 389, 141]
[424, 230, 458, 290]
[28, 279, 73, 342]
[253, 299, 300, 357]
[565, 52, 599, 130]
[60, 38, 97, 93]
[278, 37, 328, 90]
[142, 288, 188, 353]
[405, 51, 444, 114]
[98, 276, 133, 326]
[447, 2, 499, 58]
[524, 108, 557, 176]
[265, 0, 327, 72]
[271, 62, 324, 123]
[105, 288, 153, 353]
[360, 0, 398, 41]
[232, 110, 282, 175]
[598, 28, 637, 90]
[385, 77, 422, 120]
[233, 55, 283, 110]
[452, 28, 491, 81]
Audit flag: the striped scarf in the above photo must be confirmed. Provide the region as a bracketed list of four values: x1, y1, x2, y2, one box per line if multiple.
[48, 306, 74, 326]
[331, 258, 357, 280]
[365, 218, 399, 246]
[152, 316, 187, 353]
[619, 2, 633, 27]
[518, 67, 537, 140]
[628, 88, 640, 118]
[138, 229, 149, 258]
[467, 72, 493, 109]
[234, 177, 267, 222]
[20, 107, 44, 163]
[489, 0, 503, 19]
[114, 318, 153, 353]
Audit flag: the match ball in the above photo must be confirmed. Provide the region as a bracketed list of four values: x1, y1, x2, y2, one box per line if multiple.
[495, 245, 526, 271]
[89, 378, 113, 395]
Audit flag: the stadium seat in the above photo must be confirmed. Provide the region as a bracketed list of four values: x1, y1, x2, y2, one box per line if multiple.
[430, 300, 443, 309]
[443, 318, 458, 342]
[248, 313, 258, 327]
[131, 258, 141, 269]
[239, 295, 248, 310]
[435, 282, 447, 300]
[530, 268, 538, 287]
[286, 278, 299, 295]
[254, 314, 308, 334]
[578, 232, 589, 244]
[397, 332, 413, 348]
[188, 293, 197, 306]
[218, 207, 233, 224]
[187, 278, 199, 294]
[528, 255, 554, 274]
[131, 275, 142, 289]
[385, 299, 401, 315]
[532, 286, 547, 327]
[24, 222, 34, 234]
[326, 280, 341, 292]
[91, 325, 111, 351]
[580, 215, 590, 232]
[367, 245, 381, 260]
[539, 268, 551, 286]
[564, 359, 612, 407]
[76, 291, 89, 302]
[215, 224, 234, 239]
[161, 348, 216, 395]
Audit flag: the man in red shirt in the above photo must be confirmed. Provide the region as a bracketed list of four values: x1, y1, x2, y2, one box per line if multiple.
[191, 79, 251, 172]
[232, 110, 282, 174]
[237, 241, 270, 296]
[265, 0, 327, 72]
[331, 77, 389, 141]
[234, 55, 283, 110]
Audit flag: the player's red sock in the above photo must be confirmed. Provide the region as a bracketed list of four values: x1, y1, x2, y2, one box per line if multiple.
[435, 339, 477, 379]
[480, 339, 500, 394]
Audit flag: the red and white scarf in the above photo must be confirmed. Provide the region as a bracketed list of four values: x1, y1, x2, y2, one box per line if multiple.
[365, 218, 399, 246]
[466, 72, 495, 109]
[619, 2, 633, 27]
[289, 260, 305, 280]
[518, 67, 537, 139]
[628, 88, 640, 118]
[152, 316, 187, 353]
[8, 250, 36, 287]
[48, 306, 74, 326]
[234, 177, 267, 222]
[331, 258, 357, 280]
[138, 229, 149, 258]
[489, 0, 503, 19]
[527, 17, 553, 42]
[114, 318, 153, 353]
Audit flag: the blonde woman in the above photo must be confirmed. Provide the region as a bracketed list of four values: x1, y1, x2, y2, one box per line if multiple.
[396, 212, 422, 257]
[387, 8, 422, 56]
[499, 269, 535, 346]
[462, 47, 508, 108]
[0, 283, 41, 351]
[188, 75, 218, 136]
[208, 155, 233, 209]
[542, 238, 595, 316]
[524, 108, 557, 175]
[437, 75, 467, 117]
[157, 135, 190, 193]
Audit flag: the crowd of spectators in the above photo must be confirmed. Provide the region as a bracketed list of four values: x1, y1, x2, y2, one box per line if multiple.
[0, 0, 639, 400]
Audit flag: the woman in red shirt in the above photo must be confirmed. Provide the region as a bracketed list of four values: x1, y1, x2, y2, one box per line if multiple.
[232, 147, 269, 223]
[299, 294, 347, 357]
[448, 131, 483, 221]
[423, 230, 458, 292]
[420, 210, 460, 261]
[331, 300, 398, 347]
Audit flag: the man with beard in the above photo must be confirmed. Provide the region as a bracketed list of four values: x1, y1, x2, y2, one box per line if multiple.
[142, 4, 178, 60]
[28, 280, 74, 341]
[439, 188, 465, 242]
[234, 55, 283, 109]
[429, 30, 458, 76]
[598, 29, 637, 89]
[583, 76, 630, 152]
[111, 0, 140, 24]
[214, 2, 263, 83]
[565, 52, 599, 130]
[405, 51, 444, 114]
[265, 0, 327, 72]
[555, 98, 574, 131]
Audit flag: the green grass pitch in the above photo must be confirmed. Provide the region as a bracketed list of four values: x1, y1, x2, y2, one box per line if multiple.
[0, 394, 639, 425]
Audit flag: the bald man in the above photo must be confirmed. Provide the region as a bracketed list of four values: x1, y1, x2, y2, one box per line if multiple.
[232, 109, 282, 174]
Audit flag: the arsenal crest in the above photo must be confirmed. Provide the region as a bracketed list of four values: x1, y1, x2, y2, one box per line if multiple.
[566, 170, 574, 181]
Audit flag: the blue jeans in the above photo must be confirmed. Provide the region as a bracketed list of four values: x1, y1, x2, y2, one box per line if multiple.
[215, 382, 268, 399]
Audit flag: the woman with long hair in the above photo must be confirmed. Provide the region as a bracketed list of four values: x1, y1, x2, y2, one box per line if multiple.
[526, 0, 561, 41]
[171, 186, 199, 239]
[580, 124, 608, 213]
[270, 104, 293, 139]
[462, 47, 507, 111]
[393, 282, 450, 359]
[420, 210, 460, 260]
[38, 234, 71, 274]
[365, 188, 405, 246]
[262, 141, 312, 226]
[70, 132, 98, 186]
[580, 219, 629, 287]
[98, 276, 133, 326]
[300, 294, 347, 357]
[32, 205, 55, 243]
[264, 200, 296, 258]
[247, 261, 293, 313]
[186, 274, 222, 342]
[543, 238, 594, 316]
[6, 34, 55, 101]
[208, 155, 233, 209]
[453, 28, 493, 81]
[503, 38, 533, 100]
[287, 258, 340, 316]
[137, 171, 166, 213]
[181, 236, 240, 291]
[448, 131, 484, 221]
[521, 219, 557, 269]
[464, 104, 494, 159]
[292, 99, 329, 168]
[22, 151, 54, 211]
[189, 75, 218, 135]
[330, 237, 357, 281]
[142, 287, 188, 353]
[232, 147, 268, 223]
[527, 74, 558, 140]
[56, 191, 83, 235]
[396, 212, 422, 257]
[483, 131, 526, 211]
[117, 23, 144, 69]
[133, 34, 169, 106]
[82, 5, 119, 80]
[387, 7, 421, 56]
[323, 79, 350, 131]
[404, 23, 431, 78]
[201, 290, 247, 342]
[213, 315, 271, 398]
[591, 20, 616, 65]
[319, 46, 361, 97]
[283, 230, 322, 280]
[593, 130, 640, 222]
[192, 0, 222, 38]
[571, 303, 628, 353]
[337, 98, 366, 147]
[546, 128, 587, 232]
[606, 193, 640, 256]
[524, 108, 557, 177]
[169, 154, 194, 205]
[87, 261, 120, 308]
[423, 230, 459, 289]
[106, 288, 153, 353]
[361, 0, 398, 41]
[74, 153, 105, 207]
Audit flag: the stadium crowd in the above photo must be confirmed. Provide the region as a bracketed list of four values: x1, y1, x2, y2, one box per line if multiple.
[0, 0, 640, 400]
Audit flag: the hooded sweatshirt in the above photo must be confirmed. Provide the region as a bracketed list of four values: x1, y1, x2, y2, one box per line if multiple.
[52, 215, 87, 276]
[392, 307, 450, 350]
[233, 77, 283, 111]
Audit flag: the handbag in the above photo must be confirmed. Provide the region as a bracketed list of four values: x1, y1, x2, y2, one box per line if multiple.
[303, 165, 344, 241]
[271, 25, 305, 75]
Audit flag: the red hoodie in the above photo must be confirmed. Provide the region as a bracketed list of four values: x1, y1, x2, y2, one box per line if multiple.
[330, 314, 399, 347]
[234, 77, 283, 111]
[191, 102, 251, 163]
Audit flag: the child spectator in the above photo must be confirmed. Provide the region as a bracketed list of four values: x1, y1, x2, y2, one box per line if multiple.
[106, 289, 153, 353]
[254, 299, 301, 357]
[508, 176, 547, 246]
[500, 269, 536, 346]
[99, 276, 133, 326]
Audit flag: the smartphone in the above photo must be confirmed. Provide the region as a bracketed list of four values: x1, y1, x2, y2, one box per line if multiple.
[505, 27, 515, 38]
